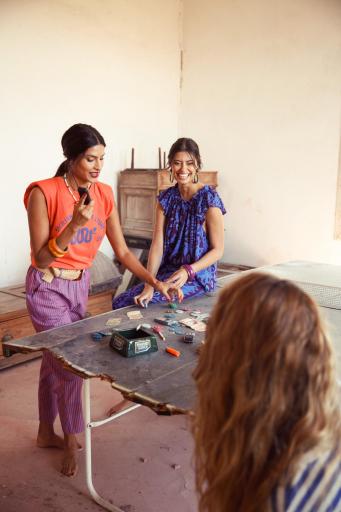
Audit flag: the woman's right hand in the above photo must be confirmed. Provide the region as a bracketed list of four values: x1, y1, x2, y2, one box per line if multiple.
[134, 284, 154, 308]
[70, 195, 95, 230]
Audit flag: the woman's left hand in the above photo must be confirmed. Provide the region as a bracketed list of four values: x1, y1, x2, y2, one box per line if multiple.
[154, 281, 184, 303]
[165, 268, 188, 288]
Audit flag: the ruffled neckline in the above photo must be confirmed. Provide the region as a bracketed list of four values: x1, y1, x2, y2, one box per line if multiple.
[174, 184, 209, 203]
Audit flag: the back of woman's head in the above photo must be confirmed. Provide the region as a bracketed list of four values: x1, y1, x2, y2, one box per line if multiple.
[193, 271, 340, 512]
[167, 137, 202, 169]
[55, 123, 105, 176]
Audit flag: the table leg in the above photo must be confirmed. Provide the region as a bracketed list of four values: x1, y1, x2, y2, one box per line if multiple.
[83, 378, 141, 512]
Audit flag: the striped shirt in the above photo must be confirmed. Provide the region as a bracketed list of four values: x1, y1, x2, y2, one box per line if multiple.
[271, 448, 341, 511]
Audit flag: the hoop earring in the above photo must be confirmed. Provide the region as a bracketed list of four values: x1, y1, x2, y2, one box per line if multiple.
[192, 170, 199, 184]
[169, 170, 174, 183]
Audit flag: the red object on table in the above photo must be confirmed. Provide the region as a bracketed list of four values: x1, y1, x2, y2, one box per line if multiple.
[153, 325, 165, 341]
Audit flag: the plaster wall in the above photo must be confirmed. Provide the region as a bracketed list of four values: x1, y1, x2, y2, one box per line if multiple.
[0, 0, 181, 286]
[180, 0, 341, 267]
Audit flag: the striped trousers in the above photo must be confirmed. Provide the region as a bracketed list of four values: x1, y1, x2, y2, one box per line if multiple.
[26, 266, 90, 434]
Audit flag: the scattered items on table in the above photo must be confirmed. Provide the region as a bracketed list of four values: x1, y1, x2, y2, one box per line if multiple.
[110, 327, 158, 357]
[152, 325, 166, 341]
[92, 332, 103, 341]
[174, 328, 185, 335]
[190, 311, 210, 322]
[127, 310, 143, 320]
[154, 317, 178, 327]
[165, 346, 181, 357]
[168, 326, 185, 335]
[183, 332, 195, 343]
[164, 313, 177, 319]
[91, 330, 112, 341]
[136, 323, 151, 331]
[106, 317, 122, 327]
[190, 310, 201, 317]
[179, 318, 206, 332]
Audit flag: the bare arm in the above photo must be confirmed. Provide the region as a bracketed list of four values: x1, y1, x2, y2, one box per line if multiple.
[27, 187, 93, 268]
[191, 207, 224, 273]
[106, 200, 178, 301]
[133, 204, 168, 306]
[145, 204, 165, 277]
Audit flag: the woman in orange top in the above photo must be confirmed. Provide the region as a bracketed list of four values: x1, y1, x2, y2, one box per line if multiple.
[24, 123, 179, 477]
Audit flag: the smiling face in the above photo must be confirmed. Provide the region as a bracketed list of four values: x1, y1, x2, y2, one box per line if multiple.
[170, 151, 198, 185]
[70, 144, 105, 186]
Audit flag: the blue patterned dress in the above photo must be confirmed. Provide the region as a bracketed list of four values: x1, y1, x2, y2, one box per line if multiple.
[112, 184, 226, 309]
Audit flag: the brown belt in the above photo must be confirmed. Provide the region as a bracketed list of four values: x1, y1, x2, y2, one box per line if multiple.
[37, 267, 83, 283]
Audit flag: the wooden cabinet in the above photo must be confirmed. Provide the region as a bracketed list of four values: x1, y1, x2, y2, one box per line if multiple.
[0, 286, 32, 351]
[118, 169, 218, 239]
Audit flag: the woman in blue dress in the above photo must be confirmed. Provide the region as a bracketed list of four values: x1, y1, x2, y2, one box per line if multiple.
[112, 138, 226, 309]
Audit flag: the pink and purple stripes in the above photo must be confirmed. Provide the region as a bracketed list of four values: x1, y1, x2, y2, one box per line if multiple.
[26, 266, 90, 434]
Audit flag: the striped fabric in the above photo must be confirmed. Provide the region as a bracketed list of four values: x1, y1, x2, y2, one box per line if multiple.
[26, 266, 90, 434]
[271, 448, 341, 511]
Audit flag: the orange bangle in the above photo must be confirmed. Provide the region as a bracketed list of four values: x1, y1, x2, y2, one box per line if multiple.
[48, 238, 68, 258]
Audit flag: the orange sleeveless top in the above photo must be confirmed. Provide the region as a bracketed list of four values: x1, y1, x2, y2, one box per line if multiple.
[24, 177, 114, 269]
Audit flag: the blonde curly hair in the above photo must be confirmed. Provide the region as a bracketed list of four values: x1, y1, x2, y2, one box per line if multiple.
[193, 272, 341, 512]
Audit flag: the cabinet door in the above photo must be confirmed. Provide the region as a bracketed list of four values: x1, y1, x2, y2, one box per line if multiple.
[119, 187, 156, 239]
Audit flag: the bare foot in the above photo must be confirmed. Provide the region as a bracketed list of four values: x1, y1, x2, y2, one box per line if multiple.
[107, 398, 131, 417]
[37, 431, 82, 451]
[37, 421, 64, 449]
[37, 432, 64, 449]
[61, 447, 78, 477]
[61, 434, 79, 477]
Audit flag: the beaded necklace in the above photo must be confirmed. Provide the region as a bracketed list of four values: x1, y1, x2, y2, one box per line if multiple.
[63, 173, 78, 202]
[63, 173, 92, 203]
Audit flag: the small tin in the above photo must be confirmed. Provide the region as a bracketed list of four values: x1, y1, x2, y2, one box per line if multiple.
[183, 332, 195, 343]
[110, 328, 158, 357]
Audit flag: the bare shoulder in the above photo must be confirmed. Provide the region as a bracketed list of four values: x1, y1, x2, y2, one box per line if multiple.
[27, 186, 45, 201]
[27, 186, 47, 212]
[206, 205, 223, 219]
[156, 202, 164, 214]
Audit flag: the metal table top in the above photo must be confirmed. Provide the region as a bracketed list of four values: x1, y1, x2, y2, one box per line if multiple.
[5, 262, 341, 413]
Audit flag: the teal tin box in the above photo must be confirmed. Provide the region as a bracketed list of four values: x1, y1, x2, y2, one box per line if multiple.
[110, 328, 158, 357]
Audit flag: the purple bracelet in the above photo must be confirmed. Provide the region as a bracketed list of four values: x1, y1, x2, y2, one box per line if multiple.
[182, 264, 196, 281]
